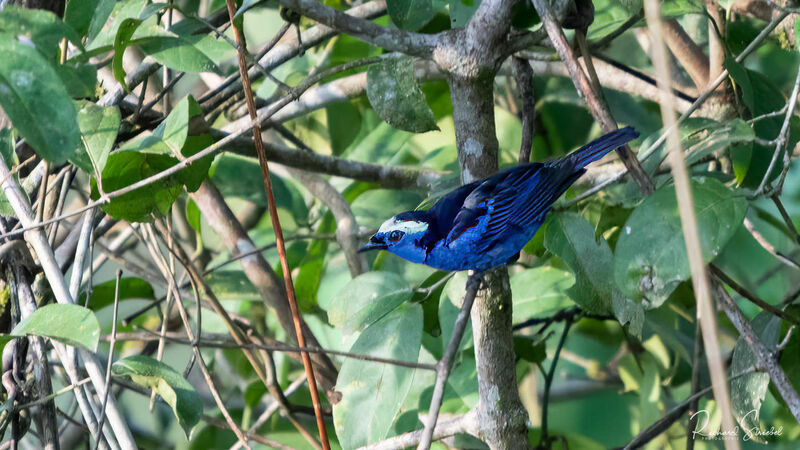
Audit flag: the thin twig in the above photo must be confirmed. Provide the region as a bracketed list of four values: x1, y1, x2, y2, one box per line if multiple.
[92, 270, 122, 450]
[624, 366, 760, 449]
[715, 282, 800, 422]
[418, 274, 481, 449]
[539, 315, 573, 447]
[531, 0, 655, 195]
[223, 1, 330, 447]
[115, 327, 437, 371]
[643, 3, 739, 449]
[512, 57, 535, 164]
[710, 264, 800, 325]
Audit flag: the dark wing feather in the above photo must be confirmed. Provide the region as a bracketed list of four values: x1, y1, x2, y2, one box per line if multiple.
[426, 179, 481, 239]
[437, 127, 640, 250]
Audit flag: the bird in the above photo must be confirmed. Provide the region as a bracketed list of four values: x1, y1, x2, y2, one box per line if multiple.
[358, 127, 639, 271]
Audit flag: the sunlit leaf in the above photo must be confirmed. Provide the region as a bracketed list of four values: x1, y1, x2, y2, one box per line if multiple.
[328, 271, 413, 336]
[614, 178, 747, 308]
[112, 355, 202, 437]
[71, 101, 121, 177]
[545, 212, 614, 315]
[333, 303, 422, 449]
[11, 304, 100, 351]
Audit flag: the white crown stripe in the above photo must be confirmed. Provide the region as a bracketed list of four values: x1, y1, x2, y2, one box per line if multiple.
[378, 218, 429, 235]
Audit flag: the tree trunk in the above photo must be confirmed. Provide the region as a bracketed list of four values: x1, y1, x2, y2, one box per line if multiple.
[448, 73, 531, 449]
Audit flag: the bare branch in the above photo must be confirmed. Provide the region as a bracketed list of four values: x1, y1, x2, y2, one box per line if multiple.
[662, 19, 710, 89]
[531, 0, 655, 195]
[276, 0, 436, 57]
[418, 274, 481, 449]
[643, 3, 739, 450]
[362, 411, 477, 450]
[0, 154, 135, 449]
[714, 282, 800, 422]
[287, 168, 367, 276]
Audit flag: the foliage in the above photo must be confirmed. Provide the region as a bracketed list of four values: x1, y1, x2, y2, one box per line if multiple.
[0, 0, 799, 448]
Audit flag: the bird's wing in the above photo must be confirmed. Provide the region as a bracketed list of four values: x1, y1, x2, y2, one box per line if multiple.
[427, 179, 481, 239]
[444, 163, 582, 248]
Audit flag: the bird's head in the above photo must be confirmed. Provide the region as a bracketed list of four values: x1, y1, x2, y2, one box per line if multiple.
[359, 212, 431, 261]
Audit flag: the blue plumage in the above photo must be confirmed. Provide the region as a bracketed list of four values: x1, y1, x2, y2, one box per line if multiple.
[359, 127, 639, 271]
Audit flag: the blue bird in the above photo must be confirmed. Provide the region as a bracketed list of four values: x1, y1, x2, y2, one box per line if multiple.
[358, 127, 639, 271]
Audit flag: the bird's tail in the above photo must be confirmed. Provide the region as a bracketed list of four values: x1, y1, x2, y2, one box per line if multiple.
[567, 126, 640, 169]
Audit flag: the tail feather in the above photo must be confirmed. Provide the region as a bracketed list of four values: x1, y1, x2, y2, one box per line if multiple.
[566, 126, 640, 169]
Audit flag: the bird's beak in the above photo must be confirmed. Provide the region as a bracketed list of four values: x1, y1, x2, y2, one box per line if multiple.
[359, 235, 387, 253]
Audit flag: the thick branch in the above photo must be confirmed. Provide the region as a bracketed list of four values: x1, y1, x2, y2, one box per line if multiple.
[663, 19, 710, 89]
[189, 181, 338, 391]
[276, 0, 436, 57]
[216, 129, 444, 189]
[286, 168, 367, 277]
[715, 283, 800, 422]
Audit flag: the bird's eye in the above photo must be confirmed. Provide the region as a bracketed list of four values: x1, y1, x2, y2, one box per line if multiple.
[388, 230, 404, 242]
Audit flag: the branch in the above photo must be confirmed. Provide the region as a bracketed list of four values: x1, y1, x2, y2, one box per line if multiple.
[714, 282, 800, 423]
[0, 154, 136, 449]
[361, 411, 477, 450]
[276, 0, 436, 57]
[418, 274, 481, 449]
[512, 57, 535, 163]
[189, 181, 339, 390]
[216, 128, 444, 189]
[531, 0, 655, 195]
[662, 19, 710, 89]
[201, 1, 387, 113]
[286, 168, 367, 277]
[643, 3, 739, 450]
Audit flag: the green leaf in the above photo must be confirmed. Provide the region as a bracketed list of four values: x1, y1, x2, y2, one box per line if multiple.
[0, 128, 18, 215]
[614, 178, 747, 308]
[545, 212, 614, 315]
[725, 58, 794, 188]
[366, 56, 438, 133]
[186, 199, 202, 234]
[449, 0, 481, 28]
[684, 118, 754, 166]
[79, 278, 155, 311]
[326, 101, 363, 155]
[11, 304, 100, 351]
[65, 0, 114, 38]
[93, 151, 184, 222]
[95, 95, 212, 221]
[112, 18, 144, 91]
[112, 355, 202, 437]
[730, 312, 781, 442]
[511, 266, 575, 323]
[328, 271, 413, 336]
[333, 303, 423, 449]
[0, 6, 83, 58]
[386, 0, 435, 31]
[72, 101, 121, 177]
[514, 336, 546, 364]
[137, 33, 228, 73]
[55, 63, 98, 99]
[205, 271, 260, 301]
[87, 0, 149, 50]
[0, 33, 80, 164]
